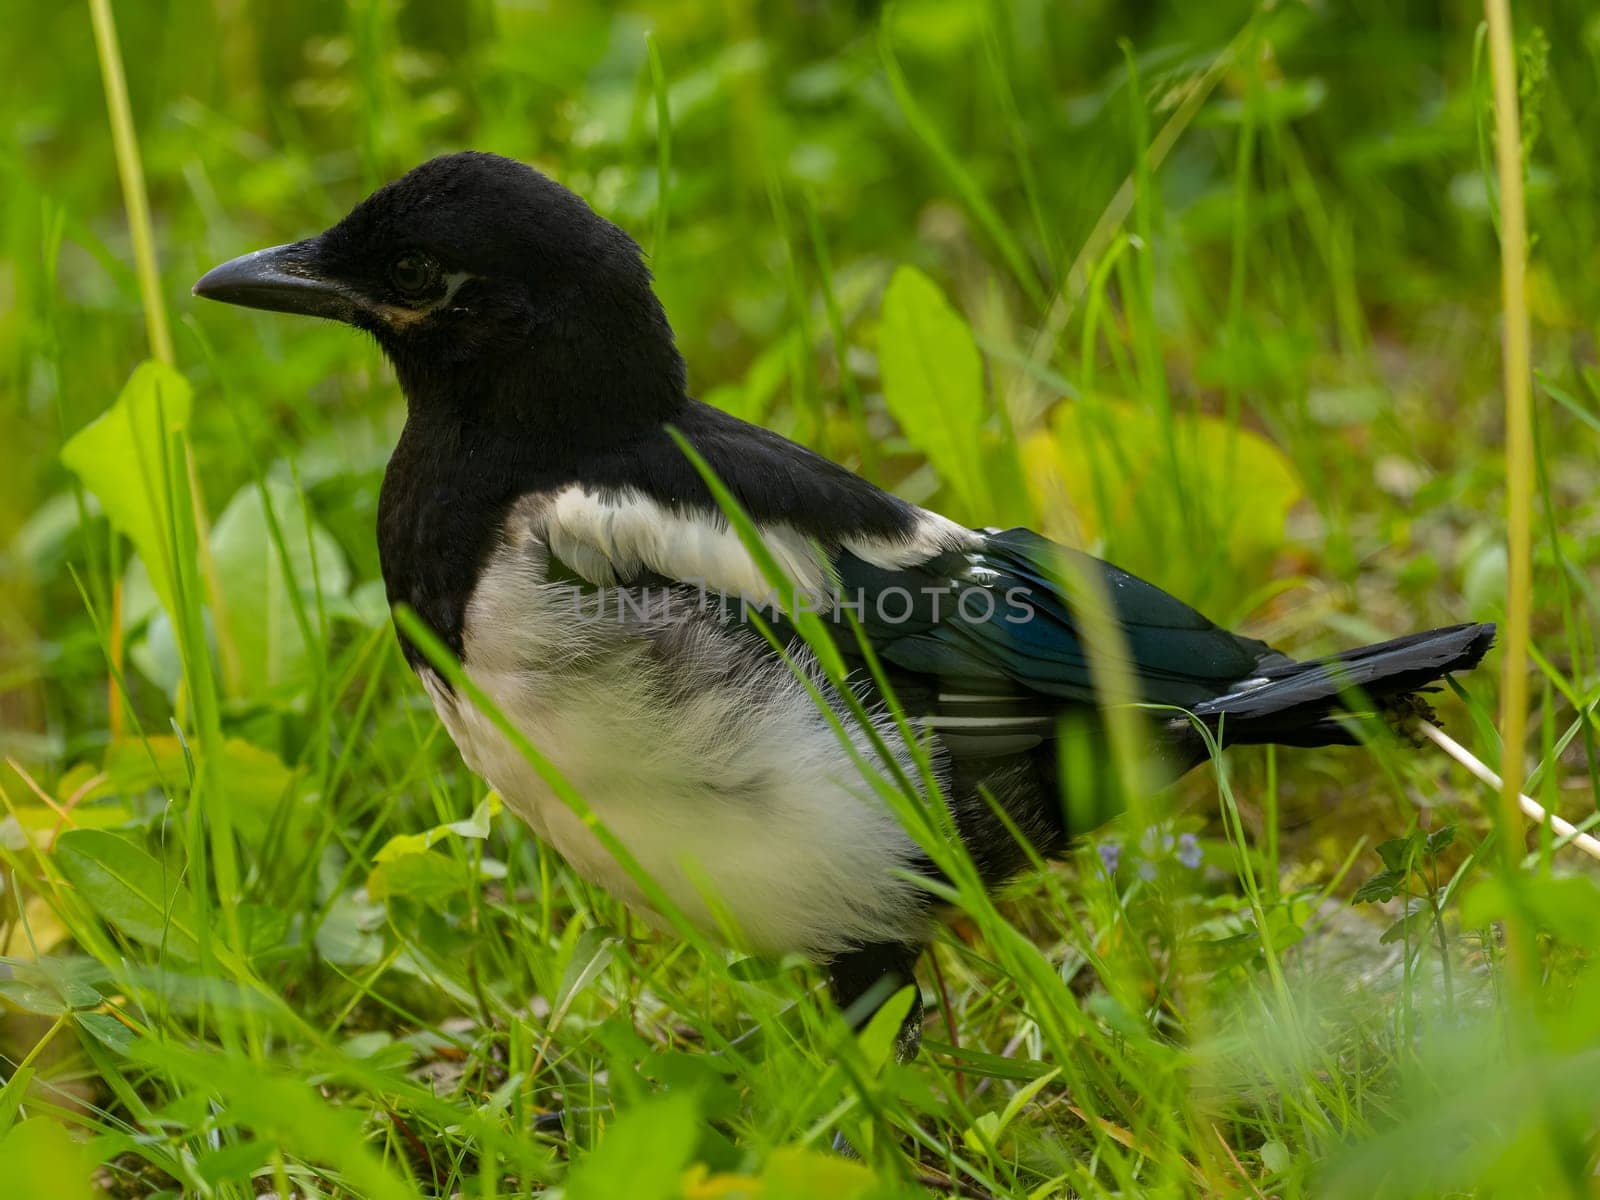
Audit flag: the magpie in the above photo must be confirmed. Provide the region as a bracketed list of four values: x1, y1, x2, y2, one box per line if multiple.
[195, 150, 1493, 1063]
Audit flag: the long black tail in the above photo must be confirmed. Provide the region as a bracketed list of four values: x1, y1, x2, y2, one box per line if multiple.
[1192, 622, 1496, 747]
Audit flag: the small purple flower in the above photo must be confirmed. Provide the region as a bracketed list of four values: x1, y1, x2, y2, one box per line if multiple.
[1177, 832, 1202, 870]
[1097, 841, 1121, 875]
[1137, 858, 1158, 882]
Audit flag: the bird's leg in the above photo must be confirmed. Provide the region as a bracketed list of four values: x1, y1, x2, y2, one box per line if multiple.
[827, 942, 924, 1156]
[828, 941, 925, 1060]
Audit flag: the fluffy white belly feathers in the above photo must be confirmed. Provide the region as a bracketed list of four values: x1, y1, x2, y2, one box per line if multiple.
[420, 510, 936, 959]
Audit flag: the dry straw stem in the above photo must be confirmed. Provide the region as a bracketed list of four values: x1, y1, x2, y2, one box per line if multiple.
[1422, 724, 1600, 865]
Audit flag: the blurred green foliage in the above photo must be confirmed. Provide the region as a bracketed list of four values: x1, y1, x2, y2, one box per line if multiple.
[3, 1, 1600, 1197]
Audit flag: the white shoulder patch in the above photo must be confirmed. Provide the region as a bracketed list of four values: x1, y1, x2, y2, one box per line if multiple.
[539, 485, 830, 600]
[843, 507, 979, 569]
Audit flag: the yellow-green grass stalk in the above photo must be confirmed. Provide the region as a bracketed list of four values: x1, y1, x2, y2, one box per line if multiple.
[88, 0, 238, 710]
[1484, 0, 1535, 982]
[87, 0, 171, 368]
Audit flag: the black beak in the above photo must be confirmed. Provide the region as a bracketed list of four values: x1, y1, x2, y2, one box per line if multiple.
[193, 240, 360, 323]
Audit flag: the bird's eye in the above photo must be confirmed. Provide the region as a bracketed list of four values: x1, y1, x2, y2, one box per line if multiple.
[389, 252, 438, 294]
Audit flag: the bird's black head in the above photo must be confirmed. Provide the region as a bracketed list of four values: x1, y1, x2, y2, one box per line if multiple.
[195, 152, 687, 431]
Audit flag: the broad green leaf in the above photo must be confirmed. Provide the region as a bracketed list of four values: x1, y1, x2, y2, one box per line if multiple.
[856, 983, 916, 1073]
[1024, 399, 1302, 607]
[75, 1011, 138, 1055]
[962, 1110, 1003, 1157]
[0, 1117, 100, 1200]
[205, 478, 351, 694]
[56, 736, 300, 847]
[60, 360, 193, 620]
[1377, 833, 1420, 873]
[372, 793, 502, 864]
[313, 890, 384, 967]
[566, 1092, 699, 1200]
[118, 477, 352, 699]
[994, 1067, 1055, 1142]
[0, 957, 102, 1015]
[683, 1165, 759, 1198]
[684, 1149, 879, 1200]
[550, 929, 620, 1031]
[367, 794, 504, 899]
[1350, 869, 1406, 905]
[238, 902, 292, 957]
[207, 740, 302, 846]
[646, 1050, 742, 1122]
[877, 265, 991, 514]
[53, 828, 199, 960]
[962, 1069, 1059, 1158]
[365, 850, 467, 902]
[760, 1145, 879, 1200]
